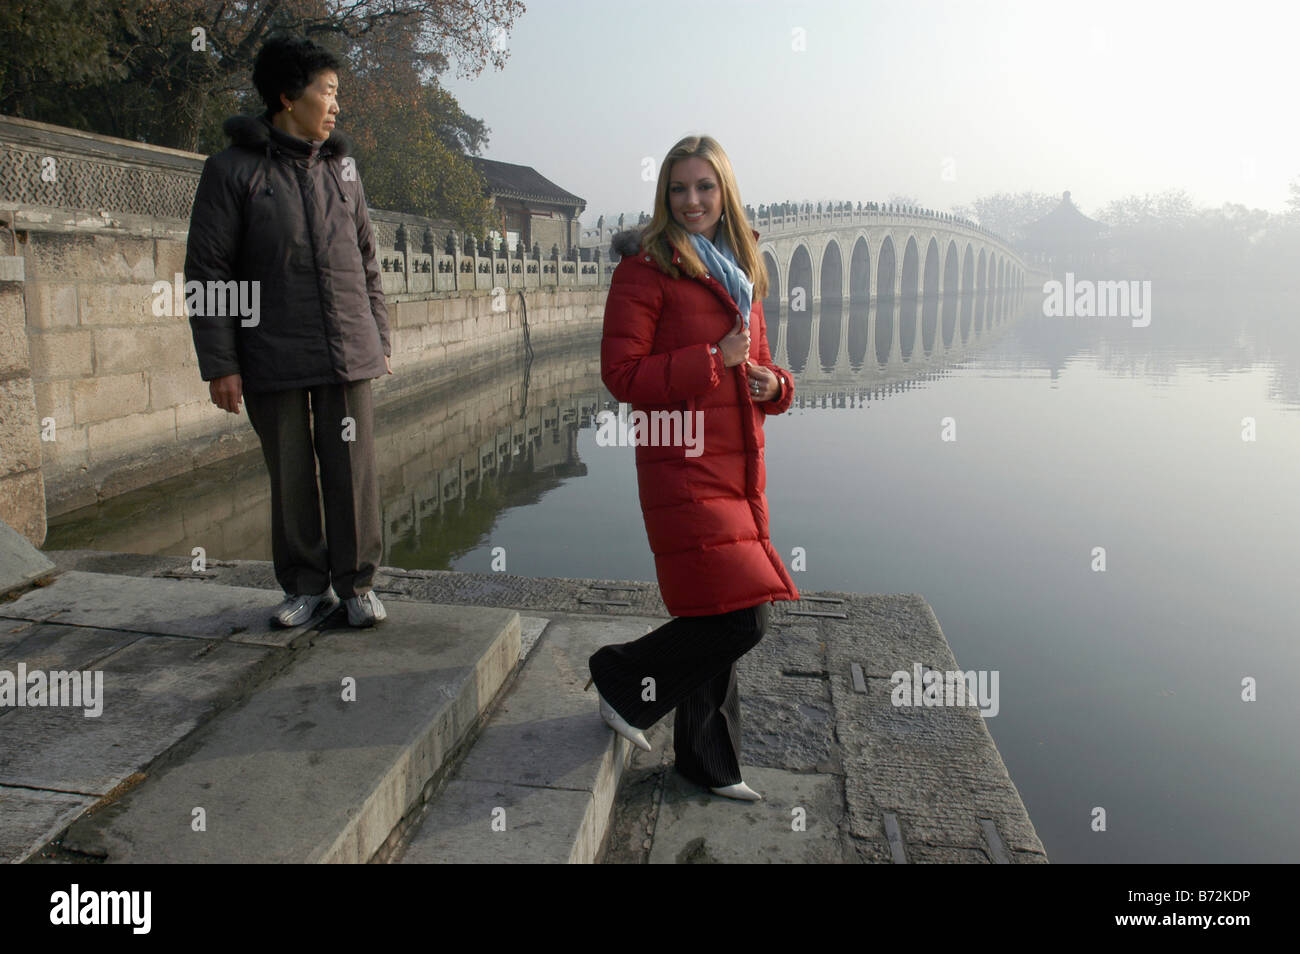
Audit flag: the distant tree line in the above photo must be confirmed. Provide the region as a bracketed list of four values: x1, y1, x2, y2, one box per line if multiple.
[0, 0, 525, 237]
[950, 187, 1300, 286]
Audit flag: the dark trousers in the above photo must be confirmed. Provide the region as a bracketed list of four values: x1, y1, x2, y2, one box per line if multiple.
[587, 601, 771, 787]
[243, 379, 382, 600]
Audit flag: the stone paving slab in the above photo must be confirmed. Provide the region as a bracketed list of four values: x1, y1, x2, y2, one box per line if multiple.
[400, 614, 653, 863]
[0, 619, 141, 670]
[737, 682, 837, 774]
[825, 593, 959, 677]
[824, 594, 1048, 860]
[742, 623, 825, 683]
[735, 622, 836, 774]
[841, 742, 1044, 854]
[398, 779, 609, 864]
[648, 766, 844, 864]
[0, 570, 328, 647]
[60, 601, 520, 863]
[0, 786, 96, 865]
[0, 631, 276, 795]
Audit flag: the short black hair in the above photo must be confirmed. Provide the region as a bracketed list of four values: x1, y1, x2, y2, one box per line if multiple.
[252, 34, 343, 115]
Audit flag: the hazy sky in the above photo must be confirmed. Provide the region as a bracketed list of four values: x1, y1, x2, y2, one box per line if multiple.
[439, 0, 1297, 227]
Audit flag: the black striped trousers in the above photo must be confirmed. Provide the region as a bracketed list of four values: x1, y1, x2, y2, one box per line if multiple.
[587, 601, 771, 788]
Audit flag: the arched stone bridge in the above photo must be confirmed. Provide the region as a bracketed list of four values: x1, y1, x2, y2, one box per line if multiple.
[747, 208, 1031, 388]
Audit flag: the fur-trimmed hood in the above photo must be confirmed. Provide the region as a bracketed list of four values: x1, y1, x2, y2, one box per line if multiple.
[610, 227, 645, 258]
[222, 112, 353, 159]
[217, 112, 354, 205]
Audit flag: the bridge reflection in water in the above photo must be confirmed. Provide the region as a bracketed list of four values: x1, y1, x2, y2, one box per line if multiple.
[773, 281, 1024, 380]
[44, 283, 1035, 568]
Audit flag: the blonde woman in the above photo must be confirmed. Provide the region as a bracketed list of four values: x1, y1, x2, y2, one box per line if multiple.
[586, 135, 799, 800]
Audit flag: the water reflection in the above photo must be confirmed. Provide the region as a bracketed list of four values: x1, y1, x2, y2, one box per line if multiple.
[768, 281, 1025, 377]
[46, 341, 605, 569]
[47, 287, 1037, 566]
[46, 284, 1033, 568]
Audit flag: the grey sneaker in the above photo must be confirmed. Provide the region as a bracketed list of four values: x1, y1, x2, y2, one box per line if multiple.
[345, 590, 387, 627]
[270, 587, 338, 628]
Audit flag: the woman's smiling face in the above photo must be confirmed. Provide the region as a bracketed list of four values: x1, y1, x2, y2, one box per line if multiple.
[669, 157, 722, 242]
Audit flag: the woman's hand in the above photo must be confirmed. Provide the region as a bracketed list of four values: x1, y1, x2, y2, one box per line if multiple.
[385, 355, 392, 374]
[745, 362, 780, 401]
[210, 373, 243, 414]
[718, 314, 750, 367]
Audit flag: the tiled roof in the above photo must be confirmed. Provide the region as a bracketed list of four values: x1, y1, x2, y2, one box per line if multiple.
[1025, 191, 1106, 240]
[468, 156, 584, 208]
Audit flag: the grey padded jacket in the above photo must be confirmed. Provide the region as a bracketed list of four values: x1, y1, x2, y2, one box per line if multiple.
[184, 112, 390, 392]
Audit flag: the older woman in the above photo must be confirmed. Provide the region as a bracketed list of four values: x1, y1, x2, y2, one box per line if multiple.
[586, 135, 799, 800]
[185, 34, 391, 628]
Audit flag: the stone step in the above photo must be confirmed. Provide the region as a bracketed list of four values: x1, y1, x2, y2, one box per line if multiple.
[53, 593, 523, 863]
[398, 613, 658, 864]
[0, 569, 341, 862]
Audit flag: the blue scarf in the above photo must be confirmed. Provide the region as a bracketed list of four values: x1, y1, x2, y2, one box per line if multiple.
[688, 225, 753, 330]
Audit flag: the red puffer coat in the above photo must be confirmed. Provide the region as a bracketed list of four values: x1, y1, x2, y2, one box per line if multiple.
[602, 227, 800, 616]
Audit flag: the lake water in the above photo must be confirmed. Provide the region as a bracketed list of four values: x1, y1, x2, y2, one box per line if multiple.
[46, 280, 1300, 863]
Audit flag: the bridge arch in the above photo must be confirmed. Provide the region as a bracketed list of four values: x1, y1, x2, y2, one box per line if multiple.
[942, 240, 959, 349]
[847, 236, 870, 368]
[761, 249, 781, 358]
[961, 245, 975, 343]
[785, 244, 814, 373]
[921, 236, 941, 354]
[899, 236, 920, 359]
[976, 249, 990, 334]
[875, 236, 896, 365]
[819, 239, 844, 369]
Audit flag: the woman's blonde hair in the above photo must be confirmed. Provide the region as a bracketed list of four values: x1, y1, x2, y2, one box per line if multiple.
[639, 135, 769, 300]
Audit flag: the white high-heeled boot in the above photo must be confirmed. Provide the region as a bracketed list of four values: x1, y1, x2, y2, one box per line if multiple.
[710, 781, 762, 801]
[585, 676, 651, 752]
